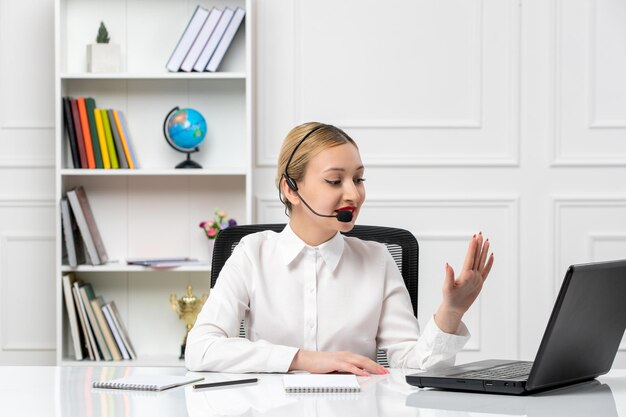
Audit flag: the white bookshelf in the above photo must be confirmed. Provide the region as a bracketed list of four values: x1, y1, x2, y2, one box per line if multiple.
[54, 0, 253, 366]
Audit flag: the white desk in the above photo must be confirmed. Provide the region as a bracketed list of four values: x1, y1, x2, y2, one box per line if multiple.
[0, 366, 624, 417]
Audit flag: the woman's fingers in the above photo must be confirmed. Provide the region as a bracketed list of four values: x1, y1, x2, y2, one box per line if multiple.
[477, 239, 490, 272]
[472, 233, 483, 270]
[344, 354, 387, 375]
[482, 253, 494, 280]
[352, 356, 386, 375]
[462, 235, 478, 271]
[344, 364, 370, 376]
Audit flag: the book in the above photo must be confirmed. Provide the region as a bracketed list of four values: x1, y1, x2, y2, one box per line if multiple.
[76, 186, 108, 263]
[107, 109, 128, 169]
[282, 375, 361, 393]
[70, 99, 87, 168]
[66, 189, 100, 265]
[79, 283, 113, 361]
[67, 186, 108, 265]
[62, 97, 80, 168]
[116, 111, 139, 169]
[112, 110, 134, 169]
[91, 297, 123, 361]
[166, 5, 211, 72]
[101, 303, 130, 360]
[193, 7, 234, 72]
[85, 98, 103, 168]
[180, 7, 222, 72]
[93, 375, 204, 391]
[61, 197, 81, 267]
[77, 97, 96, 169]
[93, 108, 111, 169]
[126, 257, 196, 266]
[62, 273, 84, 360]
[106, 301, 137, 359]
[72, 281, 98, 361]
[206, 7, 245, 72]
[100, 109, 119, 169]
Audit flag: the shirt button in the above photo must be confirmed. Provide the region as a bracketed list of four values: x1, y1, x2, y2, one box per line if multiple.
[309, 322, 315, 329]
[309, 287, 314, 294]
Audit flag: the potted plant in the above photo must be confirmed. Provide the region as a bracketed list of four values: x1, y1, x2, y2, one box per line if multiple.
[87, 22, 121, 72]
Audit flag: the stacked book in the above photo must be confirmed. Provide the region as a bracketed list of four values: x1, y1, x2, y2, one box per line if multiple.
[62, 96, 137, 169]
[166, 5, 246, 72]
[61, 186, 108, 267]
[62, 273, 136, 361]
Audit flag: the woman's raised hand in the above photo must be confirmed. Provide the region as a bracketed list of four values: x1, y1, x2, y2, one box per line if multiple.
[435, 232, 494, 334]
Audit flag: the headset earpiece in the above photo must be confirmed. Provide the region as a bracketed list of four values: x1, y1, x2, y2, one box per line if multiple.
[283, 124, 325, 194]
[284, 174, 298, 192]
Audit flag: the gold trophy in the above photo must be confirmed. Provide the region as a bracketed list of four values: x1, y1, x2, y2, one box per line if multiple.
[170, 285, 208, 359]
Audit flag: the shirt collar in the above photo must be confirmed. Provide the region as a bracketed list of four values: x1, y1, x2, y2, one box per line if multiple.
[278, 223, 345, 272]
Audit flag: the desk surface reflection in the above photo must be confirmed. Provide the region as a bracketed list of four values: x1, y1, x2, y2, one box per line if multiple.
[0, 367, 623, 417]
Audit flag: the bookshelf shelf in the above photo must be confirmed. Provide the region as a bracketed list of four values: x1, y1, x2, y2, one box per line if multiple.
[60, 168, 248, 176]
[55, 0, 252, 367]
[61, 72, 247, 80]
[61, 264, 212, 273]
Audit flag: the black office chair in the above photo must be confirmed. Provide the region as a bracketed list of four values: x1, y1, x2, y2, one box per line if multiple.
[210, 224, 419, 365]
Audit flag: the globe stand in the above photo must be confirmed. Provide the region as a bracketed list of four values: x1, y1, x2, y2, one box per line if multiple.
[163, 106, 206, 169]
[176, 152, 202, 169]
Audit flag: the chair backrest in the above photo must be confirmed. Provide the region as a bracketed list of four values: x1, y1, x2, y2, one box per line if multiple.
[211, 224, 419, 316]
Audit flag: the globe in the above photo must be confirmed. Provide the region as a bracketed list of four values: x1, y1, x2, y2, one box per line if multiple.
[163, 107, 207, 168]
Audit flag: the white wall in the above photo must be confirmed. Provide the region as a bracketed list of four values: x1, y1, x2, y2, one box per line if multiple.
[252, 0, 626, 367]
[0, 0, 624, 366]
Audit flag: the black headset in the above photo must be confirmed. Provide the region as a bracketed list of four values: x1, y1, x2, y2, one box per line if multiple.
[283, 123, 327, 192]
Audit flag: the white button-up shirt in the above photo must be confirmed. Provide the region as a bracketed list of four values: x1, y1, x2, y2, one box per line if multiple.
[185, 224, 470, 373]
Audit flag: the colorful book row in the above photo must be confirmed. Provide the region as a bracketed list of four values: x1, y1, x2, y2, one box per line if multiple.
[62, 96, 137, 169]
[166, 5, 246, 72]
[62, 273, 136, 361]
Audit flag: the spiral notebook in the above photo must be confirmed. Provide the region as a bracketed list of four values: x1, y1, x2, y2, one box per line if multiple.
[93, 375, 204, 391]
[283, 374, 360, 393]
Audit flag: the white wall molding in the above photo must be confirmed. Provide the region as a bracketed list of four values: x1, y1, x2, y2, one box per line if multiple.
[551, 0, 626, 166]
[552, 196, 626, 296]
[0, 159, 55, 169]
[292, 1, 484, 130]
[257, 0, 520, 168]
[0, 199, 55, 207]
[0, 233, 55, 352]
[587, 0, 626, 129]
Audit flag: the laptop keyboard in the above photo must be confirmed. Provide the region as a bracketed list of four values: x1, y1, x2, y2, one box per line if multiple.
[454, 361, 533, 380]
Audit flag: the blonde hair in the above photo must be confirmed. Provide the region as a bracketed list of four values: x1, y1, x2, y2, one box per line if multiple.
[276, 122, 358, 213]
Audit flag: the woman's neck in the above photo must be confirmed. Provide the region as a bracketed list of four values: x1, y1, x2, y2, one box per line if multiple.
[289, 215, 336, 247]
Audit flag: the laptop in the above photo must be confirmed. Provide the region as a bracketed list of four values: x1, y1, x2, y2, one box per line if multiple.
[406, 259, 626, 395]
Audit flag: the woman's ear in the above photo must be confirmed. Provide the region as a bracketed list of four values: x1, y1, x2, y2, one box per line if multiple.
[281, 177, 301, 207]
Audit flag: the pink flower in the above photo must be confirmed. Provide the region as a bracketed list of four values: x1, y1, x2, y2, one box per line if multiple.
[207, 228, 218, 238]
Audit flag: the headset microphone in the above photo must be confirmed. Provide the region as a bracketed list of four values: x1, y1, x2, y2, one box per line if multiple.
[283, 124, 354, 223]
[336, 209, 353, 223]
[294, 193, 354, 223]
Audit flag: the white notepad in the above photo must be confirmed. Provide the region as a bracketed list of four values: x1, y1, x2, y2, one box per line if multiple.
[283, 374, 360, 393]
[93, 374, 204, 391]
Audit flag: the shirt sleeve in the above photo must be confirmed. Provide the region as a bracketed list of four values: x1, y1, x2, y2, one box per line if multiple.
[184, 239, 299, 373]
[375, 247, 471, 370]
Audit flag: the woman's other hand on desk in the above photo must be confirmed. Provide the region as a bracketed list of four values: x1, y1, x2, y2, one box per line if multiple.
[435, 232, 494, 334]
[289, 349, 389, 376]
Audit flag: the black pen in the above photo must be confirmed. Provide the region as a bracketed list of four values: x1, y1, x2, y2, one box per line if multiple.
[193, 378, 258, 390]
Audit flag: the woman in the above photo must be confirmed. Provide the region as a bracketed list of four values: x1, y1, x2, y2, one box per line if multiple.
[185, 122, 494, 375]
